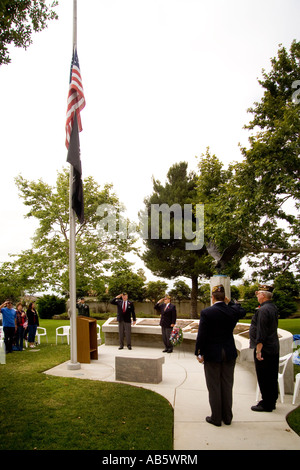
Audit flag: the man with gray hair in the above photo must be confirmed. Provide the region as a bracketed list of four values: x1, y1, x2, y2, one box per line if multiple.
[111, 293, 136, 350]
[250, 285, 279, 412]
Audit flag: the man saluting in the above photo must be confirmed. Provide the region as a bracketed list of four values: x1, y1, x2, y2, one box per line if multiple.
[154, 295, 177, 354]
[111, 293, 136, 350]
[195, 285, 245, 426]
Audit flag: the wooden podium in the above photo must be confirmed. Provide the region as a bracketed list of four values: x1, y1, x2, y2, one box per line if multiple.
[76, 316, 98, 363]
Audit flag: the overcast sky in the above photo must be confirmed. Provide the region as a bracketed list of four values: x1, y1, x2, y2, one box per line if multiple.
[1, 0, 299, 285]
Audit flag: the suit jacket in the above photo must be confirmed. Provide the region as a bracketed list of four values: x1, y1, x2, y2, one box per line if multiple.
[76, 302, 90, 316]
[154, 302, 177, 328]
[110, 298, 136, 323]
[249, 300, 279, 355]
[195, 301, 245, 362]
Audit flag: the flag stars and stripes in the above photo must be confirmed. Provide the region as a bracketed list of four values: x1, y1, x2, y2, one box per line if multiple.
[65, 47, 86, 149]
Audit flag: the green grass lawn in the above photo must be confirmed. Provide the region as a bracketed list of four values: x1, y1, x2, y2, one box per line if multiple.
[0, 318, 299, 450]
[0, 320, 173, 451]
[240, 317, 300, 335]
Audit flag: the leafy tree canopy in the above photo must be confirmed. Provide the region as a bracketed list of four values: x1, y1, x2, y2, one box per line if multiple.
[168, 280, 191, 301]
[140, 161, 214, 317]
[197, 41, 300, 280]
[144, 280, 168, 304]
[5, 168, 135, 296]
[107, 260, 146, 301]
[0, 0, 58, 65]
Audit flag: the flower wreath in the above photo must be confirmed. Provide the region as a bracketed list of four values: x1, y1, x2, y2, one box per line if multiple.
[169, 325, 183, 347]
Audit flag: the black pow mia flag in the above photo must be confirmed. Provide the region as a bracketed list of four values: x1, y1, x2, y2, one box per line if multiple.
[67, 111, 84, 224]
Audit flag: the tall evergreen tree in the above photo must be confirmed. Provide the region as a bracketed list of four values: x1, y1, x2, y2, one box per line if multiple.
[140, 161, 212, 318]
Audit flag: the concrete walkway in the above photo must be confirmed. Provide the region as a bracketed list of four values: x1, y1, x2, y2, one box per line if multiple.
[45, 344, 300, 450]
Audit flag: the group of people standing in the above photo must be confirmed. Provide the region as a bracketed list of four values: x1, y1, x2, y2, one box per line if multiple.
[0, 299, 39, 352]
[110, 293, 176, 353]
[195, 283, 280, 426]
[2, 284, 281, 427]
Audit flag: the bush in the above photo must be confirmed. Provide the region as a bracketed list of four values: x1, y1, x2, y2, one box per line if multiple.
[273, 271, 299, 318]
[241, 298, 258, 316]
[273, 291, 298, 318]
[37, 295, 66, 319]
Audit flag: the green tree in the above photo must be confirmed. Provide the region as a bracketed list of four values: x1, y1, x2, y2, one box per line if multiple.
[197, 282, 211, 304]
[273, 271, 299, 318]
[37, 294, 66, 319]
[196, 148, 245, 279]
[140, 162, 213, 318]
[0, 259, 35, 303]
[239, 40, 300, 276]
[9, 168, 135, 295]
[230, 285, 240, 301]
[0, 271, 23, 303]
[238, 281, 260, 315]
[196, 42, 300, 280]
[168, 280, 191, 301]
[0, 0, 58, 65]
[107, 260, 146, 301]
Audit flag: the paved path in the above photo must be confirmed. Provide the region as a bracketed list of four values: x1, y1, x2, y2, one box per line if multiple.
[45, 344, 300, 450]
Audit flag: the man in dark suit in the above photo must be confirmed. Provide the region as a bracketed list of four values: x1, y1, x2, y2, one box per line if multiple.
[110, 293, 136, 350]
[249, 285, 279, 412]
[154, 295, 176, 353]
[195, 285, 245, 426]
[76, 297, 90, 317]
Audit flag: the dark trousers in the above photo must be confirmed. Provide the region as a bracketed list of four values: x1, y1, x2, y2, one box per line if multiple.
[28, 324, 37, 343]
[16, 326, 24, 351]
[3, 327, 15, 353]
[161, 326, 173, 351]
[118, 321, 131, 348]
[254, 349, 279, 410]
[204, 352, 236, 425]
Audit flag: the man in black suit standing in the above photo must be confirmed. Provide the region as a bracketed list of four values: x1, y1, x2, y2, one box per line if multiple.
[250, 285, 279, 412]
[195, 285, 245, 426]
[154, 295, 176, 353]
[110, 293, 136, 350]
[76, 297, 90, 317]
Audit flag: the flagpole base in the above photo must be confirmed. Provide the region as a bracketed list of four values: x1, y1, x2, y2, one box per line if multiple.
[67, 361, 81, 370]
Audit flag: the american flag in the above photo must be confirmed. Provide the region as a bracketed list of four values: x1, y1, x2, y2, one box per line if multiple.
[65, 47, 86, 149]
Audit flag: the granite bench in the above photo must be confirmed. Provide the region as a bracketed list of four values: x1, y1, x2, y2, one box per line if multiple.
[115, 355, 165, 384]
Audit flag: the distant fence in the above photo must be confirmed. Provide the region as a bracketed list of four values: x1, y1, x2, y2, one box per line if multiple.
[67, 298, 300, 320]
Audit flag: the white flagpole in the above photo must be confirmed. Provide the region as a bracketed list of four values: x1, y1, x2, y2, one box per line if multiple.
[67, 0, 80, 370]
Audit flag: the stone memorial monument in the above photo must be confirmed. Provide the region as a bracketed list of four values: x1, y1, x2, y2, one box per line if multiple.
[206, 239, 241, 302]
